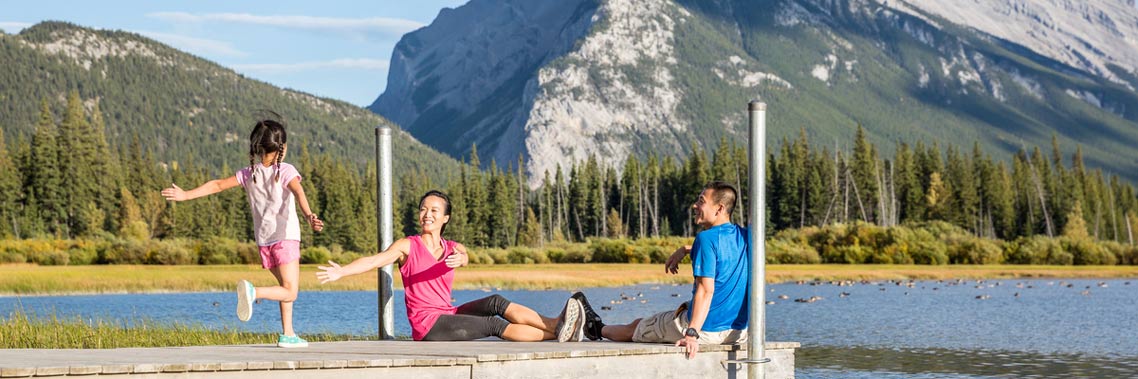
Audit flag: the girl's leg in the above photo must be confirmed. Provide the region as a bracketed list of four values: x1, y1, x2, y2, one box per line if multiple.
[260, 261, 300, 336]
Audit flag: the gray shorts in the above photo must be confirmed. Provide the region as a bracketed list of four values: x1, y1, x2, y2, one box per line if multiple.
[631, 302, 748, 344]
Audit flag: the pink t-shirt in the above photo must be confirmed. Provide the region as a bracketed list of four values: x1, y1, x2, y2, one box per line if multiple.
[401, 235, 458, 340]
[235, 162, 301, 246]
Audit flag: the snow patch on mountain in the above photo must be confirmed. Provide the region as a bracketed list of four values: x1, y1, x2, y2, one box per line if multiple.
[714, 55, 792, 88]
[892, 0, 1138, 88]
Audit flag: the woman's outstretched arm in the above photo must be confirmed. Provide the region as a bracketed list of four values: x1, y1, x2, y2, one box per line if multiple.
[317, 238, 410, 283]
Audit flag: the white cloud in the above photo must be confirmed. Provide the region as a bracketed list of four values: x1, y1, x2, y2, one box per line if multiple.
[147, 12, 423, 35]
[231, 58, 389, 74]
[137, 31, 247, 57]
[0, 22, 33, 33]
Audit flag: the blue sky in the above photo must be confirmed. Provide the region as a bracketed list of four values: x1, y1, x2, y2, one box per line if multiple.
[1, 0, 468, 106]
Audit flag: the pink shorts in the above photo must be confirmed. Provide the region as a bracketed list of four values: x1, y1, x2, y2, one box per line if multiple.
[259, 240, 301, 269]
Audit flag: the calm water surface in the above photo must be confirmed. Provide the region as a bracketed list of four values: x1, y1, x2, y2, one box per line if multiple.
[3, 278, 1136, 378]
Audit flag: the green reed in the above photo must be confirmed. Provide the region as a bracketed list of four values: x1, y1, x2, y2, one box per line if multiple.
[0, 308, 367, 348]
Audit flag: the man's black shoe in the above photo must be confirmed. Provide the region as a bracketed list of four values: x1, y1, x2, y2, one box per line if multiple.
[572, 291, 605, 340]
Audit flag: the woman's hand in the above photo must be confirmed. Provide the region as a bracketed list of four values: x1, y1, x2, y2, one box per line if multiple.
[306, 214, 324, 232]
[445, 250, 468, 268]
[161, 184, 187, 202]
[316, 261, 343, 284]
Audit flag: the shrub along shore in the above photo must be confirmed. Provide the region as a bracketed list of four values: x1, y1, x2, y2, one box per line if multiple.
[2, 263, 1136, 296]
[3, 221, 1138, 266]
[2, 221, 1137, 295]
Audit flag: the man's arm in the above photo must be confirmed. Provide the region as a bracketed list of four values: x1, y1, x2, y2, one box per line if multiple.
[676, 276, 715, 359]
[664, 245, 692, 274]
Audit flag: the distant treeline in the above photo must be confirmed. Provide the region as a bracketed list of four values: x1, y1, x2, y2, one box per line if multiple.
[1, 93, 1137, 266]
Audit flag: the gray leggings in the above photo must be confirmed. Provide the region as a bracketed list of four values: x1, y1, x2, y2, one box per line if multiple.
[422, 294, 513, 341]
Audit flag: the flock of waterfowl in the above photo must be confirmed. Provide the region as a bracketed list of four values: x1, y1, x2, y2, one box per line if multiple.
[760, 278, 1130, 305]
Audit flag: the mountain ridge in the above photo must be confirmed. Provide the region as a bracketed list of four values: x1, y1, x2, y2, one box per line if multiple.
[0, 21, 461, 182]
[373, 0, 1138, 187]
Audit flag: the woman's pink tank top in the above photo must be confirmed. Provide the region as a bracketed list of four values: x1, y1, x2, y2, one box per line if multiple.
[400, 235, 458, 340]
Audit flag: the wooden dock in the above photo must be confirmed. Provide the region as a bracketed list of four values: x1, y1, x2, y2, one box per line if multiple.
[0, 340, 798, 378]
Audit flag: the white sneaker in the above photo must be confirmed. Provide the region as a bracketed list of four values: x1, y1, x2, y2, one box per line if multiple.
[236, 280, 255, 322]
[555, 297, 584, 342]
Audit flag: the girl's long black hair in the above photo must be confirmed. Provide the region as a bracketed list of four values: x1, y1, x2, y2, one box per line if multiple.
[248, 112, 287, 183]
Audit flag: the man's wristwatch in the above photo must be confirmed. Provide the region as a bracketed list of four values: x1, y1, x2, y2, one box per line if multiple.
[684, 327, 699, 338]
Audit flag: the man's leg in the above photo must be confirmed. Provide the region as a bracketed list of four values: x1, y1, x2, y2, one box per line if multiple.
[601, 319, 641, 342]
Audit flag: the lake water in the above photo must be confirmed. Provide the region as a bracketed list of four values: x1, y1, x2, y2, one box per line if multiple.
[3, 278, 1137, 378]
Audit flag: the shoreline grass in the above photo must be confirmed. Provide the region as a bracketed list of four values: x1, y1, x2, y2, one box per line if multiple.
[1, 263, 1137, 296]
[0, 308, 369, 349]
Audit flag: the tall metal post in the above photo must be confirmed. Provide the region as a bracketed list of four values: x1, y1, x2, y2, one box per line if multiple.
[376, 126, 395, 340]
[747, 101, 768, 379]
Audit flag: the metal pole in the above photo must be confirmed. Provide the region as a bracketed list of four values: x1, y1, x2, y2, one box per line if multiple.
[377, 126, 395, 340]
[747, 101, 768, 379]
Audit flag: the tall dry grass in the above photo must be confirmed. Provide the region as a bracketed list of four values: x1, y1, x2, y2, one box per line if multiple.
[2, 263, 1137, 295]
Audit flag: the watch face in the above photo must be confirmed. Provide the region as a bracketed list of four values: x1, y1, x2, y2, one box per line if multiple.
[685, 328, 699, 337]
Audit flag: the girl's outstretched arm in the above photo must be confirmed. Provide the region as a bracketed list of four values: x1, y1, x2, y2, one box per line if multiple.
[286, 177, 323, 232]
[162, 176, 239, 202]
[317, 238, 410, 284]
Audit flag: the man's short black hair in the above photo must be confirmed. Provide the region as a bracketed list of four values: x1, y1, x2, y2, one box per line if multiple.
[703, 181, 738, 215]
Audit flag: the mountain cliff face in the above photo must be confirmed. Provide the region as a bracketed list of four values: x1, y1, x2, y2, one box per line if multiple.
[370, 0, 599, 166]
[373, 0, 1138, 187]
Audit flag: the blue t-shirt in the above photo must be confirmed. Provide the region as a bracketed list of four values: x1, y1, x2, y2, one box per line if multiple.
[688, 222, 750, 332]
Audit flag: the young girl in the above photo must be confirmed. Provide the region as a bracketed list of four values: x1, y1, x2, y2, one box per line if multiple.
[161, 116, 323, 348]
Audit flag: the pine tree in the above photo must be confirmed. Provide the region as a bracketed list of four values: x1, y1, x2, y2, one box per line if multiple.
[894, 142, 924, 223]
[0, 129, 22, 238]
[518, 207, 543, 247]
[117, 187, 148, 240]
[606, 208, 624, 238]
[463, 144, 488, 246]
[486, 161, 517, 247]
[925, 172, 949, 220]
[988, 162, 1016, 239]
[944, 146, 977, 230]
[58, 91, 95, 236]
[851, 125, 879, 223]
[1062, 201, 1090, 239]
[620, 155, 643, 238]
[87, 102, 120, 233]
[29, 98, 64, 236]
[445, 171, 468, 243]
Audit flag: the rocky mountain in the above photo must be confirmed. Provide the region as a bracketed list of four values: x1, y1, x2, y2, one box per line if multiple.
[890, 0, 1138, 88]
[371, 0, 1138, 187]
[0, 22, 461, 181]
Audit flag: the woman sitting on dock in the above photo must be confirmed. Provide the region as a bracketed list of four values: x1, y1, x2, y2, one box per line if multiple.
[316, 190, 586, 342]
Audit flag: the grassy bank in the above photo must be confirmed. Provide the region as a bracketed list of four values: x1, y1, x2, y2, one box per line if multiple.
[0, 309, 361, 348]
[2, 263, 1137, 295]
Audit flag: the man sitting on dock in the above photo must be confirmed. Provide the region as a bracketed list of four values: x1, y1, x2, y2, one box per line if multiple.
[580, 181, 749, 358]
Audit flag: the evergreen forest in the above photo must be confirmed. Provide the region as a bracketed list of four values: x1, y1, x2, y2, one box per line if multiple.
[2, 92, 1137, 267]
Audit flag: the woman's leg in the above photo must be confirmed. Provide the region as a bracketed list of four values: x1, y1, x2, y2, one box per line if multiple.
[502, 303, 558, 336]
[423, 314, 521, 341]
[457, 294, 558, 335]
